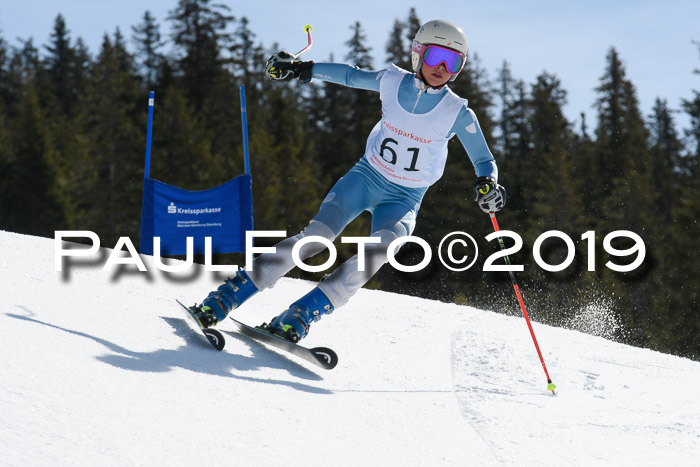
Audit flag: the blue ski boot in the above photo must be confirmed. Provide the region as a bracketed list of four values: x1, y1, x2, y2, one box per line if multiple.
[265, 287, 334, 343]
[194, 270, 259, 328]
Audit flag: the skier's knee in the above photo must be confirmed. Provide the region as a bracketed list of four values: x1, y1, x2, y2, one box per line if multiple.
[293, 220, 337, 259]
[365, 229, 401, 266]
[372, 229, 399, 248]
[300, 220, 337, 241]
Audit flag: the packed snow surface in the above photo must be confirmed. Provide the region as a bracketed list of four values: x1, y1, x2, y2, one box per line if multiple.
[1, 231, 698, 466]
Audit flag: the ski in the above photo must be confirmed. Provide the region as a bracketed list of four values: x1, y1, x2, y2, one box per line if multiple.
[229, 317, 338, 370]
[175, 299, 225, 351]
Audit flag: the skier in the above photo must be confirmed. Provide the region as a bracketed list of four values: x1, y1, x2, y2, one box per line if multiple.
[191, 19, 506, 342]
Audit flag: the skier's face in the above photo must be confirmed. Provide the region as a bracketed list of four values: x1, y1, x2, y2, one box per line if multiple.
[421, 62, 450, 88]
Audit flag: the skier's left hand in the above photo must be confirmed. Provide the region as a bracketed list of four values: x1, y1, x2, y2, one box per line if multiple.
[473, 176, 507, 213]
[265, 52, 314, 83]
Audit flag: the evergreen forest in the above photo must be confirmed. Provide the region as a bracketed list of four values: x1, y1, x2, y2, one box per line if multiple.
[0, 2, 698, 360]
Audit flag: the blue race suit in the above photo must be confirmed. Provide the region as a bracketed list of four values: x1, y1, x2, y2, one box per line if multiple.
[247, 63, 498, 308]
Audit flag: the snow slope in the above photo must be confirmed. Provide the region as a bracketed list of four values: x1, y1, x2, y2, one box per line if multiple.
[1, 231, 699, 466]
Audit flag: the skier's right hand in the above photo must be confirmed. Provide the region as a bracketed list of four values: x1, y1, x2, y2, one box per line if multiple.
[266, 51, 295, 81]
[265, 52, 314, 83]
[473, 176, 507, 213]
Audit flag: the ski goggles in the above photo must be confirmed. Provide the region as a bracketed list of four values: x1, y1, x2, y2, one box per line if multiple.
[412, 40, 465, 75]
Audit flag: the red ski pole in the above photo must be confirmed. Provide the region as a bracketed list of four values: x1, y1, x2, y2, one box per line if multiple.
[489, 212, 557, 394]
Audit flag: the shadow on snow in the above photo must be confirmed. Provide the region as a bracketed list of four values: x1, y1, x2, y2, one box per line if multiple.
[7, 307, 332, 395]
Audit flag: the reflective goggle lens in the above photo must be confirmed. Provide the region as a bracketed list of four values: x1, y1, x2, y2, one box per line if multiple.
[422, 45, 464, 74]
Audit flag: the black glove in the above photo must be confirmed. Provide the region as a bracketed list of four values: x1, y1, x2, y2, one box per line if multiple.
[265, 52, 314, 83]
[473, 176, 507, 213]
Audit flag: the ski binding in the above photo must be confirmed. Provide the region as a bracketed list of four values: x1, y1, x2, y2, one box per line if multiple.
[176, 299, 225, 351]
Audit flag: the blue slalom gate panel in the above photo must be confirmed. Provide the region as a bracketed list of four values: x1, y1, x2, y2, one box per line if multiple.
[140, 175, 253, 255]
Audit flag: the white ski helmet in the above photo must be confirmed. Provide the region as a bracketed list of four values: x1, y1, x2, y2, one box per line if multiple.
[411, 19, 467, 82]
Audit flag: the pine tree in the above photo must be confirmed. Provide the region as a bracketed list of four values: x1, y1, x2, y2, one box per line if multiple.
[149, 85, 212, 188]
[573, 109, 600, 227]
[43, 15, 80, 116]
[204, 16, 267, 181]
[684, 91, 700, 163]
[526, 72, 580, 229]
[647, 97, 698, 358]
[522, 72, 586, 320]
[0, 33, 13, 123]
[593, 47, 661, 349]
[40, 16, 92, 229]
[0, 39, 67, 236]
[385, 19, 406, 67]
[78, 30, 144, 243]
[648, 98, 683, 221]
[131, 11, 166, 91]
[167, 0, 234, 112]
[230, 16, 261, 84]
[666, 38, 700, 358]
[0, 33, 7, 117]
[593, 48, 654, 231]
[13, 39, 41, 84]
[72, 38, 91, 100]
[682, 40, 700, 167]
[384, 8, 421, 71]
[345, 21, 373, 69]
[495, 61, 516, 158]
[168, 2, 245, 188]
[0, 81, 65, 235]
[494, 61, 531, 228]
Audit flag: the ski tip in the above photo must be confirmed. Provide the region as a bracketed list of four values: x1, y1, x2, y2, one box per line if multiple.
[311, 347, 338, 370]
[547, 382, 557, 395]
